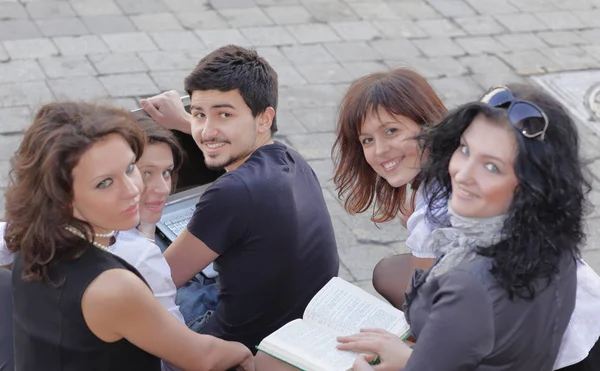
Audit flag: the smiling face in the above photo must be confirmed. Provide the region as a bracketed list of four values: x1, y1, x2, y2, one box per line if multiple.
[71, 133, 143, 234]
[137, 142, 174, 224]
[449, 114, 519, 218]
[359, 107, 422, 188]
[190, 89, 272, 172]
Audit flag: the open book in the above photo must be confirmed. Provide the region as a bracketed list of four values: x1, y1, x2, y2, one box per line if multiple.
[256, 277, 410, 371]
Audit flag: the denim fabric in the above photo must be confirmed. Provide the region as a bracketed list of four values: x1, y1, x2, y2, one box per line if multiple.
[175, 274, 219, 334]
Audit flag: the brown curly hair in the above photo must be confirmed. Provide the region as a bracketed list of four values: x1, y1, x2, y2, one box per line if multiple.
[332, 68, 447, 223]
[4, 102, 146, 282]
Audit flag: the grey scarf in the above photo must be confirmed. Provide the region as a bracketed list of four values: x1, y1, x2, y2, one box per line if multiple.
[426, 205, 507, 281]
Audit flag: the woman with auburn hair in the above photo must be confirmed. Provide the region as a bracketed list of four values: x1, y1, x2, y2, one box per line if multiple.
[5, 102, 254, 371]
[332, 67, 447, 307]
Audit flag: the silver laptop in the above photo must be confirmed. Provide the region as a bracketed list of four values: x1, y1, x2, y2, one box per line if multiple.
[132, 97, 225, 279]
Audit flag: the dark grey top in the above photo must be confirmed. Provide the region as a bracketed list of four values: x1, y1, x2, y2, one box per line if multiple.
[405, 253, 577, 371]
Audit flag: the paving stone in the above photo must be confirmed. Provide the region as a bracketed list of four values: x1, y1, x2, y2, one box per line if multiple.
[535, 11, 586, 31]
[99, 73, 159, 97]
[573, 9, 600, 28]
[338, 239, 400, 281]
[88, 53, 148, 74]
[0, 60, 45, 84]
[551, 0, 595, 10]
[328, 21, 381, 41]
[372, 20, 427, 39]
[138, 51, 199, 72]
[0, 3, 27, 19]
[507, 0, 557, 12]
[454, 36, 509, 54]
[582, 45, 600, 63]
[106, 97, 140, 110]
[324, 41, 382, 63]
[0, 81, 54, 108]
[579, 29, 600, 44]
[413, 37, 465, 58]
[416, 18, 466, 37]
[115, 0, 168, 14]
[263, 5, 313, 24]
[471, 72, 526, 91]
[386, 1, 439, 20]
[275, 64, 307, 86]
[536, 31, 588, 47]
[286, 23, 341, 44]
[345, 1, 404, 21]
[495, 33, 547, 51]
[101, 32, 158, 52]
[280, 44, 336, 64]
[458, 54, 512, 75]
[82, 15, 136, 34]
[0, 134, 23, 161]
[149, 31, 206, 51]
[195, 29, 252, 49]
[218, 7, 273, 27]
[70, 0, 122, 16]
[35, 18, 89, 37]
[304, 0, 359, 22]
[174, 11, 229, 30]
[369, 38, 421, 59]
[428, 0, 476, 17]
[253, 46, 291, 67]
[583, 249, 600, 273]
[495, 13, 549, 32]
[463, 0, 518, 15]
[240, 26, 297, 46]
[286, 132, 336, 160]
[130, 12, 184, 32]
[38, 55, 96, 78]
[0, 107, 32, 134]
[273, 109, 307, 135]
[163, 0, 211, 12]
[428, 76, 483, 108]
[338, 263, 356, 282]
[279, 83, 348, 110]
[47, 76, 109, 100]
[498, 50, 561, 75]
[0, 20, 41, 41]
[25, 1, 75, 19]
[454, 15, 506, 36]
[52, 35, 108, 55]
[291, 106, 338, 132]
[149, 69, 189, 93]
[340, 211, 408, 245]
[208, 0, 257, 9]
[0, 45, 8, 62]
[255, 0, 299, 4]
[386, 57, 467, 79]
[3, 38, 59, 59]
[296, 63, 353, 84]
[538, 47, 600, 71]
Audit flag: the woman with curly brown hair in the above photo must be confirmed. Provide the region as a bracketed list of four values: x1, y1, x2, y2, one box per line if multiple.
[5, 102, 254, 371]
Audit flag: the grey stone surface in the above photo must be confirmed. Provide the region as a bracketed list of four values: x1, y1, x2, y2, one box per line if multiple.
[2, 0, 600, 281]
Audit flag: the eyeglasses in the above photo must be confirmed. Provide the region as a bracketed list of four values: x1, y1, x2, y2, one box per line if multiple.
[480, 86, 549, 141]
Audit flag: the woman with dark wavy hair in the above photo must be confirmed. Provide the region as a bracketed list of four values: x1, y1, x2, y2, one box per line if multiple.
[336, 84, 597, 370]
[5, 102, 254, 371]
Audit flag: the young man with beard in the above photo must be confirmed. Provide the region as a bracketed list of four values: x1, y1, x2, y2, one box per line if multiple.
[140, 45, 339, 352]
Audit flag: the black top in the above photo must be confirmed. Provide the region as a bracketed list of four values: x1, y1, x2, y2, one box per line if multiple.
[12, 243, 161, 371]
[0, 268, 13, 371]
[188, 141, 339, 351]
[403, 253, 577, 371]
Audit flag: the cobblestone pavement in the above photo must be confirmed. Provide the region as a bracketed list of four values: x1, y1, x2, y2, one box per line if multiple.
[2, 0, 600, 295]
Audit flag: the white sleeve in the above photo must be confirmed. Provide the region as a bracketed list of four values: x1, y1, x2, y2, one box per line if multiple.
[405, 203, 439, 259]
[0, 222, 14, 266]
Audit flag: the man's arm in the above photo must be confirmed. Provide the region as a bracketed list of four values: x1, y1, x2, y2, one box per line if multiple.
[164, 229, 219, 288]
[140, 90, 193, 134]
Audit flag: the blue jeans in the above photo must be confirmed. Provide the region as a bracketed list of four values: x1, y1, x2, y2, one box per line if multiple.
[176, 273, 219, 334]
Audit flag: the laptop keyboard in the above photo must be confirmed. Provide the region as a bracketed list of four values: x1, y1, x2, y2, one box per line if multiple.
[164, 207, 195, 237]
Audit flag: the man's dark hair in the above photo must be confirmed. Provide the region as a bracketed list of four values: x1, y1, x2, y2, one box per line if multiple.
[184, 45, 279, 135]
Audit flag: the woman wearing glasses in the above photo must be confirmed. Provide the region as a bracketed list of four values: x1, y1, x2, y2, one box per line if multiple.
[336, 84, 594, 370]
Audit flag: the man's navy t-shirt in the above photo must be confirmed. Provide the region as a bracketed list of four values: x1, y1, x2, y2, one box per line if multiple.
[187, 141, 339, 351]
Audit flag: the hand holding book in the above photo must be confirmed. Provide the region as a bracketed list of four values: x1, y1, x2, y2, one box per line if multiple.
[337, 328, 413, 371]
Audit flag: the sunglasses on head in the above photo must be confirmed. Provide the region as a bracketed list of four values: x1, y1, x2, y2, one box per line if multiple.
[480, 86, 548, 141]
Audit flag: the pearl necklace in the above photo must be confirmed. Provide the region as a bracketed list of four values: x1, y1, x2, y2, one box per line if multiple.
[65, 226, 112, 253]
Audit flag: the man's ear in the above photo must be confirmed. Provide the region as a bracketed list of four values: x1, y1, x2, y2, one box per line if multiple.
[257, 107, 275, 134]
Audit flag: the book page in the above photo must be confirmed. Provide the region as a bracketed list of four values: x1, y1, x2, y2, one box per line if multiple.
[303, 277, 409, 336]
[259, 319, 358, 371]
